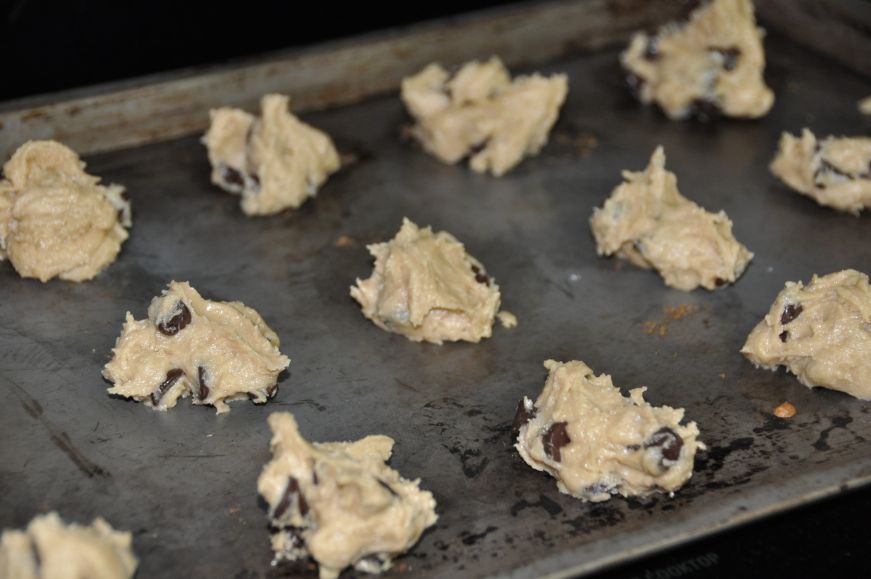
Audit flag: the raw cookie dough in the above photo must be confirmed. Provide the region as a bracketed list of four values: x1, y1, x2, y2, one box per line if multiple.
[741, 269, 871, 400]
[0, 512, 137, 579]
[770, 129, 871, 215]
[621, 0, 774, 120]
[202, 93, 340, 215]
[258, 412, 438, 579]
[514, 360, 704, 502]
[351, 218, 504, 344]
[400, 57, 568, 176]
[590, 146, 753, 291]
[103, 281, 290, 413]
[0, 140, 131, 282]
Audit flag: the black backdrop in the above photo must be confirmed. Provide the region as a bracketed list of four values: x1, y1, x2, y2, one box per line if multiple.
[1, 0, 516, 101]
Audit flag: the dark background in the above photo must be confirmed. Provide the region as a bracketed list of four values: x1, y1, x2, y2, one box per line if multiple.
[2, 1, 870, 577]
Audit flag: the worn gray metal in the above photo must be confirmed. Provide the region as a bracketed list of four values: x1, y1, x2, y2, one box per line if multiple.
[2, 32, 871, 579]
[0, 0, 687, 160]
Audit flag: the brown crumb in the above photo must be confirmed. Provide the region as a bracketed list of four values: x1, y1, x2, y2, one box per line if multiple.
[334, 235, 356, 248]
[642, 321, 668, 337]
[664, 304, 699, 321]
[773, 402, 797, 418]
[555, 129, 599, 158]
[719, 373, 727, 380]
[227, 505, 240, 515]
[393, 562, 411, 573]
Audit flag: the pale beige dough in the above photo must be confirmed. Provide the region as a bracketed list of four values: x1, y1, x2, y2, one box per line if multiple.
[0, 512, 137, 579]
[103, 281, 290, 413]
[258, 412, 438, 579]
[621, 0, 774, 120]
[741, 269, 871, 400]
[351, 218, 505, 344]
[514, 360, 704, 502]
[400, 57, 568, 176]
[590, 146, 753, 291]
[0, 140, 131, 282]
[770, 129, 871, 215]
[202, 94, 340, 215]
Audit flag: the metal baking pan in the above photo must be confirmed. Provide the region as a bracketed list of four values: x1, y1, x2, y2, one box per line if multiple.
[2, 1, 870, 578]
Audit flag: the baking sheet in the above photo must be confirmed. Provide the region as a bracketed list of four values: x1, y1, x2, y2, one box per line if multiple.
[2, 32, 871, 579]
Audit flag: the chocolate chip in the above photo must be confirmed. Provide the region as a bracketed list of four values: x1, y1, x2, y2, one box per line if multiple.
[468, 139, 489, 157]
[542, 422, 571, 462]
[157, 302, 191, 336]
[471, 265, 491, 286]
[250, 173, 261, 193]
[197, 365, 209, 400]
[780, 303, 803, 325]
[779, 330, 789, 343]
[151, 368, 184, 405]
[643, 38, 660, 61]
[689, 98, 721, 122]
[710, 46, 741, 71]
[220, 164, 245, 187]
[377, 479, 399, 498]
[120, 191, 130, 202]
[266, 384, 279, 399]
[511, 399, 536, 438]
[714, 277, 726, 287]
[273, 477, 308, 519]
[625, 72, 646, 99]
[585, 482, 612, 495]
[644, 427, 684, 463]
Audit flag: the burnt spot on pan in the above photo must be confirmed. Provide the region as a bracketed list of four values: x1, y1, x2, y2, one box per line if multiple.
[458, 525, 498, 546]
[813, 415, 854, 451]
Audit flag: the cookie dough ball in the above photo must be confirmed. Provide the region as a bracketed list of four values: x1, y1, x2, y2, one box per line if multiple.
[258, 412, 438, 579]
[202, 94, 340, 215]
[621, 0, 774, 120]
[770, 129, 871, 215]
[741, 269, 871, 400]
[103, 281, 290, 413]
[400, 57, 568, 176]
[0, 512, 137, 579]
[0, 140, 131, 282]
[351, 218, 504, 344]
[514, 360, 704, 502]
[590, 146, 753, 291]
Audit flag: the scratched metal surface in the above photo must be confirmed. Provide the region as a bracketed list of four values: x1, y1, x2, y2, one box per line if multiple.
[1, 33, 870, 579]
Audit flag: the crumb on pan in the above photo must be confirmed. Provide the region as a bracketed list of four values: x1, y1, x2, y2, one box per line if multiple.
[773, 401, 797, 418]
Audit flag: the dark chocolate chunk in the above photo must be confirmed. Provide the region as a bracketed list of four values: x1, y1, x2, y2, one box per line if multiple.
[197, 365, 210, 400]
[511, 399, 536, 438]
[710, 46, 741, 71]
[250, 173, 261, 193]
[625, 72, 646, 99]
[643, 37, 660, 61]
[471, 264, 491, 286]
[377, 479, 399, 498]
[157, 302, 192, 336]
[273, 477, 309, 519]
[689, 98, 721, 122]
[120, 190, 130, 201]
[220, 164, 245, 187]
[267, 383, 279, 399]
[585, 482, 613, 495]
[714, 277, 726, 287]
[779, 330, 789, 343]
[780, 303, 804, 325]
[151, 368, 184, 406]
[542, 422, 571, 462]
[644, 427, 684, 463]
